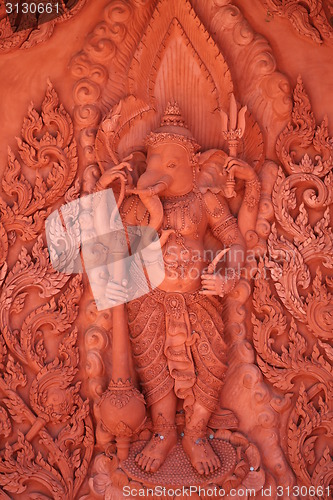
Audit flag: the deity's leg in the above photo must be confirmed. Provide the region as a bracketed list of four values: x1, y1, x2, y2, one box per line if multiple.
[135, 389, 178, 472]
[182, 401, 220, 476]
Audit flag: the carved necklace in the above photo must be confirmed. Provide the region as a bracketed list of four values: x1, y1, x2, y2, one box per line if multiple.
[121, 196, 148, 223]
[162, 189, 203, 237]
[201, 192, 225, 218]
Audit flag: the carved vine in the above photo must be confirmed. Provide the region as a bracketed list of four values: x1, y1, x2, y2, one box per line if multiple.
[0, 0, 87, 53]
[0, 84, 94, 498]
[252, 78, 333, 493]
[264, 0, 333, 44]
[0, 80, 78, 245]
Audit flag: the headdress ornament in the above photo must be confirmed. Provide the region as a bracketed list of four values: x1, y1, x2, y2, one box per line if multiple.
[146, 102, 200, 155]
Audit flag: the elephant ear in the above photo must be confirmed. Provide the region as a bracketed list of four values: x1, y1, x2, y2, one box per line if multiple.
[196, 149, 229, 194]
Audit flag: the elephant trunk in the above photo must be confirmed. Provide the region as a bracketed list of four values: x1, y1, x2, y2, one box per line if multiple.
[140, 190, 165, 233]
[128, 174, 173, 246]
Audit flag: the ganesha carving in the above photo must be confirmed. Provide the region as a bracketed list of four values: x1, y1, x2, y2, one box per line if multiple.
[90, 101, 262, 483]
[5, 0, 333, 497]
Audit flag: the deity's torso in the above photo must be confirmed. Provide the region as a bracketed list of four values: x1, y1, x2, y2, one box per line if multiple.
[121, 189, 228, 293]
[158, 190, 210, 292]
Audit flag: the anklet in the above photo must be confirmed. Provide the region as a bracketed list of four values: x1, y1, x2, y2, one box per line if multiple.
[153, 424, 177, 441]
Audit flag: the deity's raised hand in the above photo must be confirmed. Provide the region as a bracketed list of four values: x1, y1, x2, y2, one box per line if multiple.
[97, 154, 133, 190]
[225, 157, 256, 181]
[200, 273, 235, 297]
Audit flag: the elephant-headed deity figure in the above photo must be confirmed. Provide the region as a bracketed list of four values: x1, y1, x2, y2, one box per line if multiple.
[94, 103, 261, 476]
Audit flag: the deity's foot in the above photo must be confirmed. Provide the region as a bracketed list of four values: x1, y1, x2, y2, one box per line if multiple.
[135, 428, 177, 472]
[182, 433, 221, 475]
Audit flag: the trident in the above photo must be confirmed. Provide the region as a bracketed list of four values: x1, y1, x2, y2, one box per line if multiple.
[220, 94, 247, 198]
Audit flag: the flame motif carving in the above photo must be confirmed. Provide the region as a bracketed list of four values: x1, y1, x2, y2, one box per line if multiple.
[0, 85, 93, 498]
[252, 78, 333, 493]
[0, 1, 332, 498]
[265, 0, 333, 44]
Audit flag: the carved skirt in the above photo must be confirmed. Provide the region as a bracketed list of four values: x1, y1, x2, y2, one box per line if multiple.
[127, 289, 227, 414]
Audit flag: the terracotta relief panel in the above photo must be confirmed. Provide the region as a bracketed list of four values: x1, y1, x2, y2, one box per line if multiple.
[0, 1, 87, 52]
[264, 0, 333, 44]
[0, 0, 332, 498]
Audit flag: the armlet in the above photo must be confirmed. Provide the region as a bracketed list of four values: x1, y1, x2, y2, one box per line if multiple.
[244, 178, 261, 210]
[211, 216, 238, 245]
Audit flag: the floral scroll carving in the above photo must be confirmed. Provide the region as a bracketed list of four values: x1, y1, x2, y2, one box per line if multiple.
[252, 78, 333, 493]
[0, 0, 87, 53]
[0, 80, 78, 245]
[264, 0, 333, 44]
[0, 0, 332, 498]
[0, 84, 94, 498]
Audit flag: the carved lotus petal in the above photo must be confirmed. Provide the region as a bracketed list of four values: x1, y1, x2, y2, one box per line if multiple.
[110, 469, 129, 489]
[92, 473, 111, 496]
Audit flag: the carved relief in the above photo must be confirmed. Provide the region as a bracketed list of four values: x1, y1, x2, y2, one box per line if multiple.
[83, 96, 270, 493]
[252, 78, 333, 495]
[265, 0, 333, 44]
[0, 84, 94, 498]
[0, 1, 87, 53]
[0, 0, 332, 498]
[74, 0, 294, 495]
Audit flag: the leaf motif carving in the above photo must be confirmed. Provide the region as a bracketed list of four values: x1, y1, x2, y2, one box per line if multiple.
[288, 385, 333, 488]
[0, 82, 78, 242]
[0, 432, 68, 497]
[0, 82, 93, 498]
[265, 1, 333, 44]
[276, 77, 333, 177]
[253, 78, 333, 493]
[0, 407, 12, 439]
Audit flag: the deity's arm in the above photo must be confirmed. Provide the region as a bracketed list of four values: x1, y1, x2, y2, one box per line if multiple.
[94, 157, 149, 228]
[225, 158, 261, 237]
[202, 191, 246, 294]
[91, 162, 149, 300]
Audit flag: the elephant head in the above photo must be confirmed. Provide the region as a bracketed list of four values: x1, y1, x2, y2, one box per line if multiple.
[128, 141, 197, 247]
[127, 103, 200, 247]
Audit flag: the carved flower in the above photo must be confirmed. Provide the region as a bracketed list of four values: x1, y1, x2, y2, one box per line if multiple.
[30, 367, 80, 423]
[164, 294, 186, 319]
[300, 153, 314, 173]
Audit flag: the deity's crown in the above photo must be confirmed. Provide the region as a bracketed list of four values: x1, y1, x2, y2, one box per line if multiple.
[145, 102, 200, 155]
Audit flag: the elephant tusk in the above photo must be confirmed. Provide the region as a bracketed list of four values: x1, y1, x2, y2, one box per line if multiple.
[127, 180, 170, 197]
[207, 248, 230, 274]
